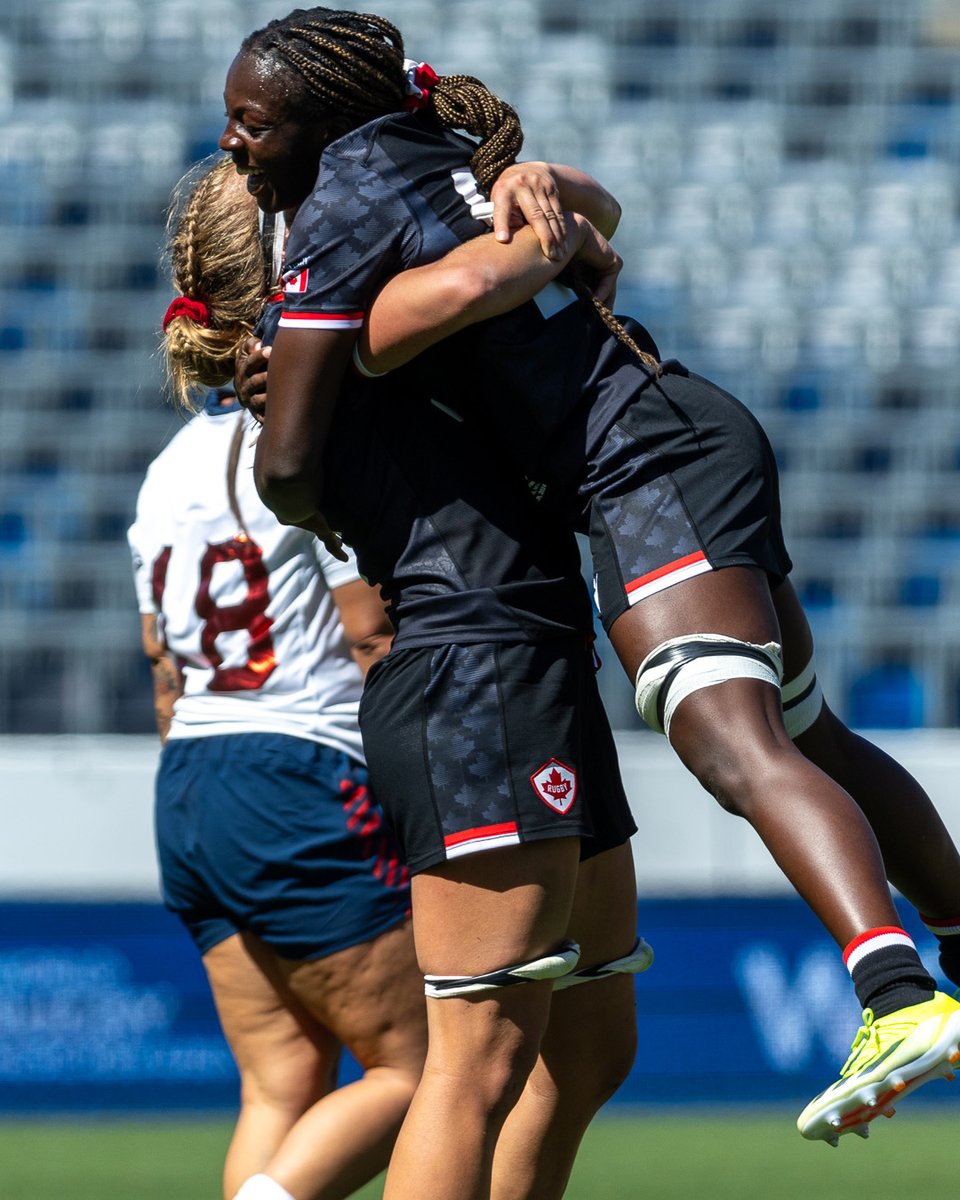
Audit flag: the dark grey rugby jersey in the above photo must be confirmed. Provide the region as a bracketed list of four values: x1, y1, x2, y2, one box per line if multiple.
[320, 377, 593, 650]
[278, 111, 660, 507]
[257, 301, 592, 650]
[280, 112, 493, 331]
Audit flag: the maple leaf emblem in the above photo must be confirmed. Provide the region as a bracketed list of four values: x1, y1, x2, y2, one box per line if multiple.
[544, 769, 570, 796]
[530, 759, 577, 814]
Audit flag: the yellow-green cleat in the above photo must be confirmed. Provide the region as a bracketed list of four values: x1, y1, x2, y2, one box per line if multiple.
[797, 990, 960, 1145]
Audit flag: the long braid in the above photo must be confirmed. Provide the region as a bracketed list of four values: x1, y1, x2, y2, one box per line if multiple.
[574, 276, 662, 374]
[431, 75, 523, 191]
[554, 259, 660, 374]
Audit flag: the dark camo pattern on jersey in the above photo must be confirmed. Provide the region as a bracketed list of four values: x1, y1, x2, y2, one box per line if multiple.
[318, 379, 593, 649]
[282, 112, 487, 319]
[259, 145, 595, 652]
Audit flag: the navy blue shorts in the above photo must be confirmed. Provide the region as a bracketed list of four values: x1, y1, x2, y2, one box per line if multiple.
[359, 638, 636, 875]
[155, 733, 411, 959]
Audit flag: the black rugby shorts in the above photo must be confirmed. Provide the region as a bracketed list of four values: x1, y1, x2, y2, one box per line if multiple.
[587, 365, 792, 632]
[359, 638, 635, 874]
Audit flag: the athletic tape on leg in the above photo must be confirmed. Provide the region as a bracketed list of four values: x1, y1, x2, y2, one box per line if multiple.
[552, 936, 655, 990]
[635, 634, 783, 737]
[424, 939, 581, 999]
[781, 654, 824, 740]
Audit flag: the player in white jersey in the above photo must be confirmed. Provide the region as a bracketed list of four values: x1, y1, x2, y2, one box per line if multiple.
[128, 159, 427, 1200]
[131, 393, 373, 756]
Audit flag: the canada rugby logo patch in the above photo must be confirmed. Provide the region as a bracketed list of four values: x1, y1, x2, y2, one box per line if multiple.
[530, 758, 578, 814]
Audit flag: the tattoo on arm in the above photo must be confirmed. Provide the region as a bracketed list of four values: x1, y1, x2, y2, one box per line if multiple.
[151, 655, 181, 745]
[143, 615, 181, 744]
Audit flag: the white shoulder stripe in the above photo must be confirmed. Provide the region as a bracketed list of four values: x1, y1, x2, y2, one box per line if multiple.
[278, 312, 364, 330]
[451, 169, 494, 226]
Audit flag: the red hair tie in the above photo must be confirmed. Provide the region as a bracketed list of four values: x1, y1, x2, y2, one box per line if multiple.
[162, 296, 211, 332]
[402, 59, 439, 110]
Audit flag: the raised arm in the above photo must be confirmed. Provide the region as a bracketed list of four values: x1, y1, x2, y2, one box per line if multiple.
[490, 161, 622, 256]
[358, 212, 621, 375]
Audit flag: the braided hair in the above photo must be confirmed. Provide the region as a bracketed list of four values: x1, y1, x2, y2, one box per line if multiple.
[240, 7, 522, 190]
[566, 270, 661, 374]
[162, 157, 270, 412]
[240, 7, 658, 372]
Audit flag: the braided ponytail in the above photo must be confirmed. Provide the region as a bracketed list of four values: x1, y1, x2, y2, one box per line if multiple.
[430, 74, 523, 191]
[163, 157, 269, 412]
[562, 265, 661, 374]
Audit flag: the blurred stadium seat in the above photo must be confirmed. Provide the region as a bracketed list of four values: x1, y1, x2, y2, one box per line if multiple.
[3, 0, 960, 730]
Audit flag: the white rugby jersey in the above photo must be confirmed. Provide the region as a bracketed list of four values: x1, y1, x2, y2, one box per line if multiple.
[128, 400, 366, 760]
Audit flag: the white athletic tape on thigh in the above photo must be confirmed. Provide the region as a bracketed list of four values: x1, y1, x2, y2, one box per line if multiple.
[423, 940, 581, 999]
[781, 654, 824, 740]
[233, 1175, 297, 1200]
[635, 634, 783, 737]
[552, 936, 655, 990]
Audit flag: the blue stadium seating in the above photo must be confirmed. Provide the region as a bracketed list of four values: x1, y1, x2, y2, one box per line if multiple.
[3, 0, 960, 729]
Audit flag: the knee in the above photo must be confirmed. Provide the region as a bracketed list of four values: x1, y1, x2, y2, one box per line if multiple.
[670, 729, 751, 816]
[237, 1047, 333, 1119]
[675, 732, 791, 821]
[473, 1028, 544, 1118]
[545, 984, 638, 1116]
[427, 1008, 544, 1122]
[579, 985, 638, 1104]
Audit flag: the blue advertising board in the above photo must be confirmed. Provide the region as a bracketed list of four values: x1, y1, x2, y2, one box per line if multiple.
[626, 897, 954, 1106]
[0, 899, 957, 1113]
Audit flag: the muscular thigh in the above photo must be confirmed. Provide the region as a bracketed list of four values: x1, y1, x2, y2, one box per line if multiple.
[410, 838, 581, 978]
[608, 565, 782, 681]
[771, 577, 816, 680]
[566, 842, 638, 968]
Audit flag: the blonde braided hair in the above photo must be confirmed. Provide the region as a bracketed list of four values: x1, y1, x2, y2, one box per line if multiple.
[162, 157, 268, 412]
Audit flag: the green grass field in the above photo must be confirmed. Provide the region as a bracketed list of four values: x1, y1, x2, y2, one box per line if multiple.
[1, 1109, 956, 1199]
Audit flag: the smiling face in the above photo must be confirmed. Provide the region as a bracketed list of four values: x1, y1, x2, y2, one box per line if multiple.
[219, 50, 330, 216]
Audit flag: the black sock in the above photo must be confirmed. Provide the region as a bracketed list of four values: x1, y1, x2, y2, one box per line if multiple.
[844, 927, 937, 1019]
[920, 914, 960, 991]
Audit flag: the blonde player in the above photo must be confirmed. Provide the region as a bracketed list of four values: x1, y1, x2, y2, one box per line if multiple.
[129, 158, 427, 1200]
